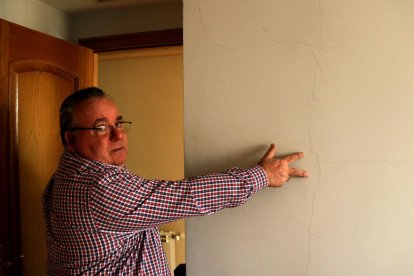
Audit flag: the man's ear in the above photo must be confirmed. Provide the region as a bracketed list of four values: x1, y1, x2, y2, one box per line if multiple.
[64, 131, 76, 153]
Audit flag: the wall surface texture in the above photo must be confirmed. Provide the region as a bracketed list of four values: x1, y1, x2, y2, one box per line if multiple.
[0, 0, 69, 39]
[184, 1, 414, 275]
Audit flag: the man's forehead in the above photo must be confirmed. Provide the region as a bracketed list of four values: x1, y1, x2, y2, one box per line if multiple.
[73, 97, 122, 124]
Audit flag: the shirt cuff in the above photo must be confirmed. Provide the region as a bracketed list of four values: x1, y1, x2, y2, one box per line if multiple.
[248, 165, 269, 194]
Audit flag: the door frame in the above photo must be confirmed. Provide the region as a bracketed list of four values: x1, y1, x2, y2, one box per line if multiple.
[78, 28, 183, 53]
[80, 28, 184, 274]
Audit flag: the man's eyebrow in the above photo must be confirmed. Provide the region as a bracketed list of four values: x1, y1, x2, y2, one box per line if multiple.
[93, 116, 123, 125]
[93, 118, 108, 124]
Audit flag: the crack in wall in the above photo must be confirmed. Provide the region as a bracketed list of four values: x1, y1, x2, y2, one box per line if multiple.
[260, 24, 318, 49]
[306, 154, 321, 276]
[305, 65, 322, 276]
[312, 51, 322, 75]
[197, 0, 237, 53]
[198, 1, 322, 53]
[306, 1, 324, 275]
[267, 37, 316, 48]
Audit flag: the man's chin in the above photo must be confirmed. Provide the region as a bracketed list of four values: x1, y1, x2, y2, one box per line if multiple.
[111, 158, 127, 167]
[110, 148, 128, 167]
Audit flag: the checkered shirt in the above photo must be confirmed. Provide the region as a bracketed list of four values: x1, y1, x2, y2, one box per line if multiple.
[42, 150, 268, 275]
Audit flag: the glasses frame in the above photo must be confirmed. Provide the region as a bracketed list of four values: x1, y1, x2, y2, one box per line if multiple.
[68, 121, 132, 136]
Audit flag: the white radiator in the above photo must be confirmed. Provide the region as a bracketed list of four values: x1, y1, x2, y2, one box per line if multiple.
[160, 231, 185, 274]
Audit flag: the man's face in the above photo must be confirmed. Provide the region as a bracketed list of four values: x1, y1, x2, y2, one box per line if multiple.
[65, 97, 129, 167]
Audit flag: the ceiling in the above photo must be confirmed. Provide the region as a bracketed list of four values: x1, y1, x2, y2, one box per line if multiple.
[38, 0, 181, 14]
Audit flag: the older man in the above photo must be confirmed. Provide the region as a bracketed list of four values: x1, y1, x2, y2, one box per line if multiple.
[42, 87, 309, 275]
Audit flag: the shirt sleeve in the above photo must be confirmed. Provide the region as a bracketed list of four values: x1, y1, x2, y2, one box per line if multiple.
[90, 165, 268, 232]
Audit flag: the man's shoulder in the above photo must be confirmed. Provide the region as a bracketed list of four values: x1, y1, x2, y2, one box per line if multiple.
[57, 150, 136, 183]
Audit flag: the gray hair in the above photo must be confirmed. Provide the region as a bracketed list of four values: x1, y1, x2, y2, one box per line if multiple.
[59, 87, 107, 146]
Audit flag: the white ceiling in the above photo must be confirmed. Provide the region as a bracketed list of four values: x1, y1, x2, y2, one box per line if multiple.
[39, 0, 181, 14]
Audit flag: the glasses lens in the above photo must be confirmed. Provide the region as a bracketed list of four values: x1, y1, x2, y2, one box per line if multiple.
[91, 121, 132, 136]
[121, 121, 131, 132]
[94, 125, 108, 136]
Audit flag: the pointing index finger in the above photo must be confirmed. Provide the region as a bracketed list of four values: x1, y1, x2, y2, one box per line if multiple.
[289, 167, 310, 177]
[283, 152, 305, 164]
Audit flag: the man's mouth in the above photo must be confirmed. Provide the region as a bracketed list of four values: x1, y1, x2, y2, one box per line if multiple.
[111, 146, 125, 153]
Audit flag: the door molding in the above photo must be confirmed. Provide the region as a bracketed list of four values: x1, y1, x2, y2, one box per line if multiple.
[78, 28, 183, 53]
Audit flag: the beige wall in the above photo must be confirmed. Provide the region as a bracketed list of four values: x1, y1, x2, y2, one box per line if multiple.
[0, 0, 70, 39]
[184, 1, 414, 275]
[98, 47, 185, 270]
[98, 48, 184, 179]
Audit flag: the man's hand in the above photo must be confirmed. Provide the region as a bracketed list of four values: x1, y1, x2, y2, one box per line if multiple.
[258, 144, 309, 187]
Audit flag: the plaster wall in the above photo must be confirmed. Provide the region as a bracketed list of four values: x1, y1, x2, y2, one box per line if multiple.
[184, 1, 414, 275]
[0, 0, 69, 39]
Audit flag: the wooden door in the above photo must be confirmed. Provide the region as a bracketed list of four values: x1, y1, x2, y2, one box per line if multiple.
[0, 19, 95, 275]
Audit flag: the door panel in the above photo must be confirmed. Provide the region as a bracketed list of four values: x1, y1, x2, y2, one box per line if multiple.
[11, 62, 76, 275]
[0, 19, 95, 275]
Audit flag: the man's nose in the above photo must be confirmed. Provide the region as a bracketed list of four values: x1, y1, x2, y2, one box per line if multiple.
[109, 127, 124, 140]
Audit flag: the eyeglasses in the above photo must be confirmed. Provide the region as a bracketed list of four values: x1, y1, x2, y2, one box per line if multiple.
[69, 121, 132, 136]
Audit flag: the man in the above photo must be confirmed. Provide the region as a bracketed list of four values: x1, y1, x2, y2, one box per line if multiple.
[42, 87, 309, 275]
